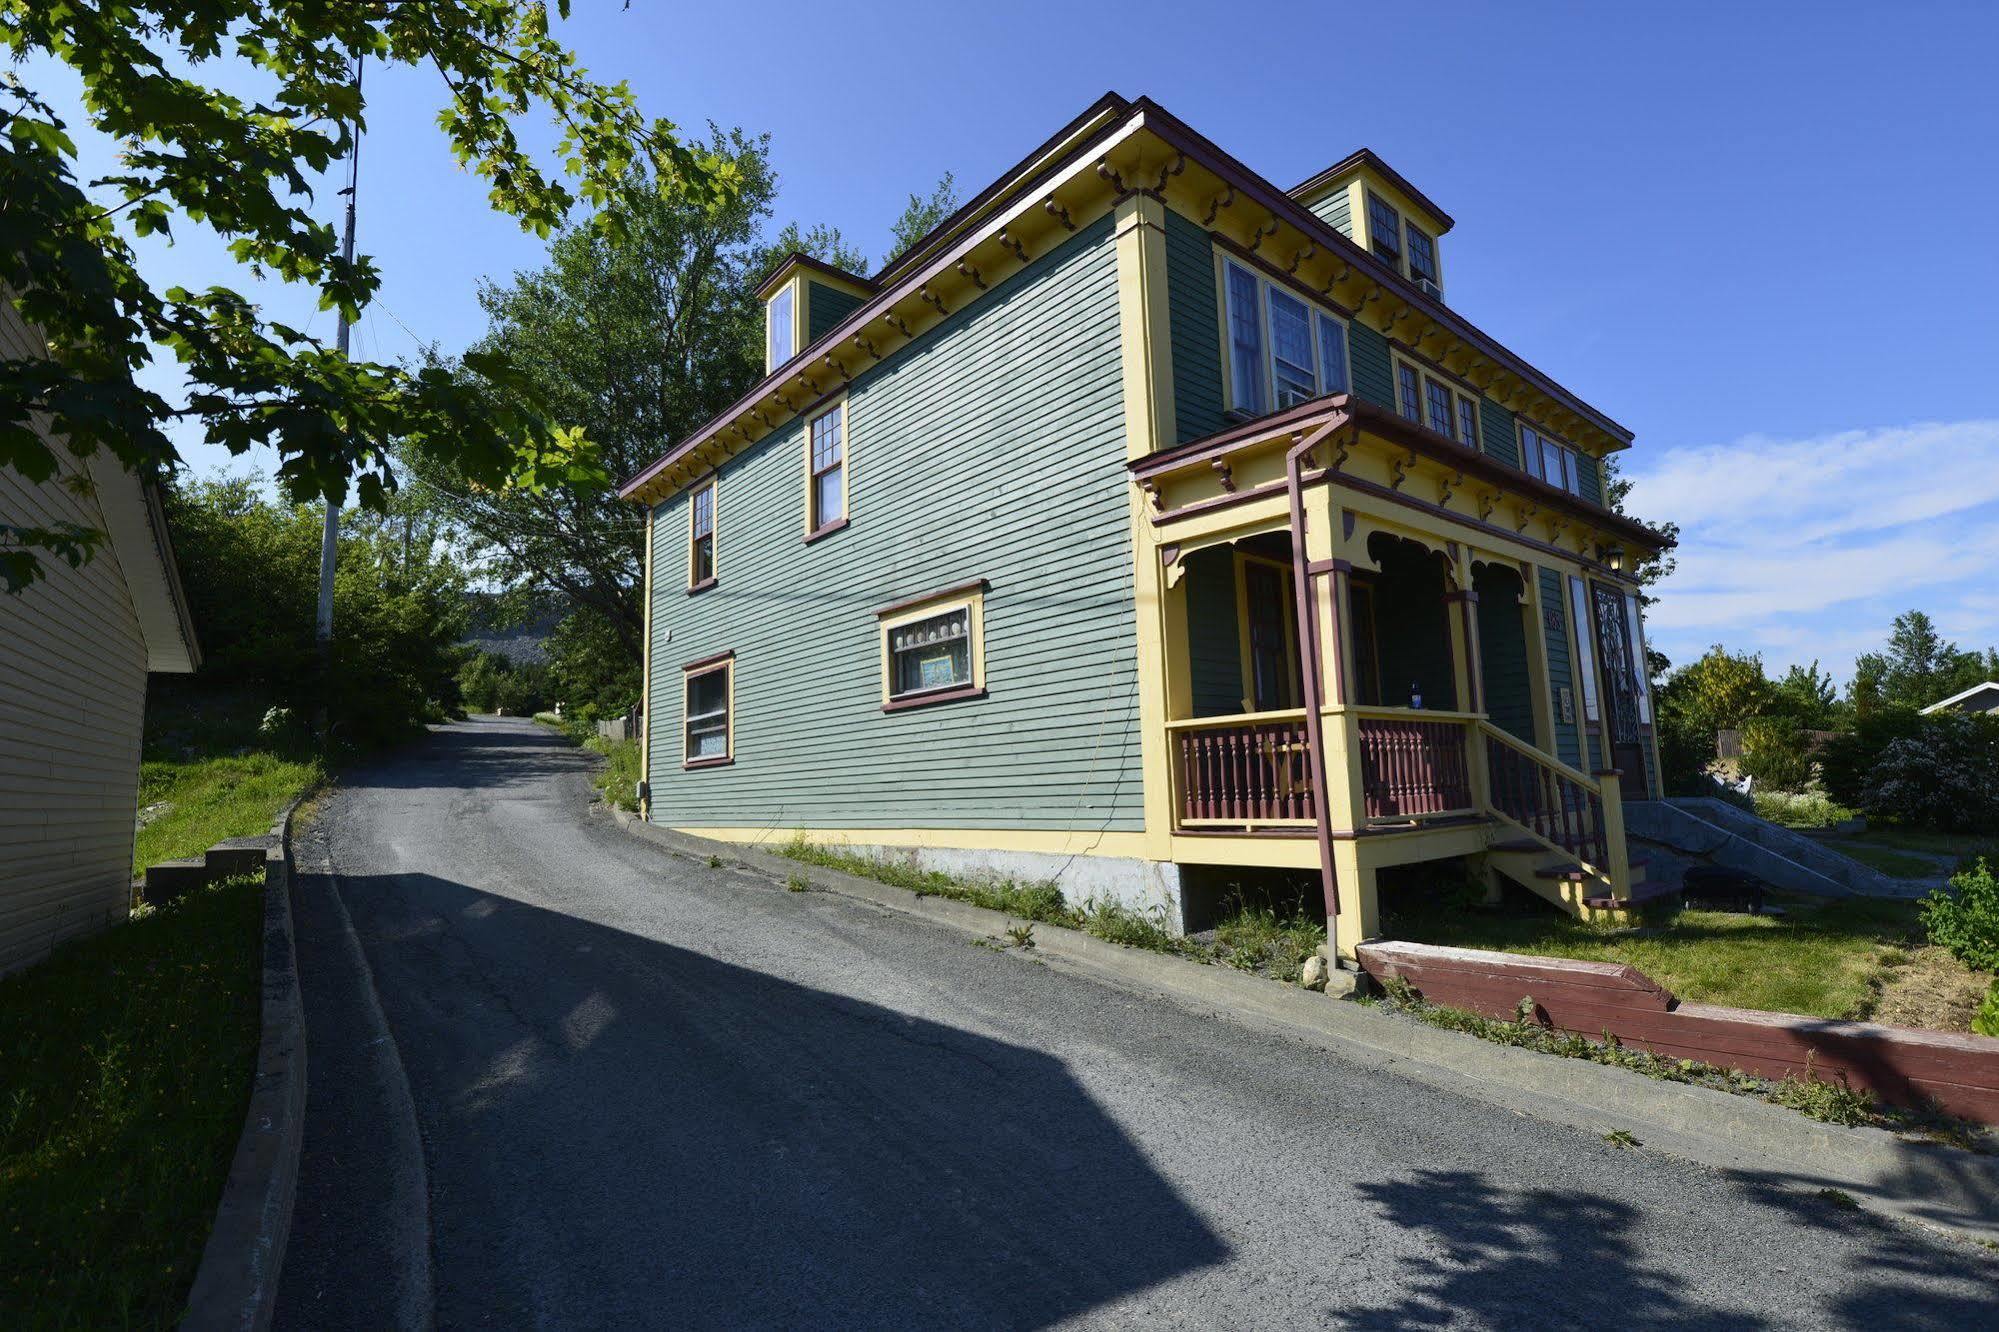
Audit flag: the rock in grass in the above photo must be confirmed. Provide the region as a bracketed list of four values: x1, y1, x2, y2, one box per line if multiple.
[1301, 955, 1329, 991]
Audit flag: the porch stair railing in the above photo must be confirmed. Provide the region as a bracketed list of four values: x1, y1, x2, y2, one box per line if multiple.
[1475, 720, 1639, 916]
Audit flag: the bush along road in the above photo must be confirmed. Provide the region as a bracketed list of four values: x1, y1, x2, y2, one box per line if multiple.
[275, 717, 1996, 1329]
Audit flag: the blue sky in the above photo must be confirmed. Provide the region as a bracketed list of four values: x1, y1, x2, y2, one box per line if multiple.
[34, 1, 1999, 683]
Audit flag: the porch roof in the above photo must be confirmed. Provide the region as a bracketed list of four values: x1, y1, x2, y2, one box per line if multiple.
[1128, 395, 1675, 554]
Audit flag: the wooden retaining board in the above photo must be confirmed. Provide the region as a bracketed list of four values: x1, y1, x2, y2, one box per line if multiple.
[1358, 940, 1999, 1123]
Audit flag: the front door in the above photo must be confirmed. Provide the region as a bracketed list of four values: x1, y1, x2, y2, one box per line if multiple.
[1242, 559, 1298, 712]
[1590, 581, 1650, 797]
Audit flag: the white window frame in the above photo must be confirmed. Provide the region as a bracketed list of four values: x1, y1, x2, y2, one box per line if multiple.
[1520, 421, 1584, 497]
[1566, 576, 1601, 725]
[766, 282, 796, 370]
[682, 654, 734, 767]
[1219, 257, 1354, 417]
[804, 396, 849, 539]
[877, 582, 988, 711]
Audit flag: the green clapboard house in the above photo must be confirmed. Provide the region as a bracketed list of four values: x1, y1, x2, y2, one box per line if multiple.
[620, 94, 1675, 958]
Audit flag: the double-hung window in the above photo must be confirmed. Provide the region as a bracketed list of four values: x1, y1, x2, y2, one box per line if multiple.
[1406, 225, 1439, 289]
[683, 654, 733, 767]
[1367, 192, 1403, 269]
[1398, 356, 1480, 450]
[688, 480, 716, 590]
[806, 402, 846, 536]
[1521, 422, 1582, 496]
[877, 581, 987, 711]
[1225, 262, 1267, 413]
[1222, 259, 1352, 416]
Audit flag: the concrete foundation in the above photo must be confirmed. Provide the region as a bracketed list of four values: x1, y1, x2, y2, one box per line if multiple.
[841, 842, 1186, 932]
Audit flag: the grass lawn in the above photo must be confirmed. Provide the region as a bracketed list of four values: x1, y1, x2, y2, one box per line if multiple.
[1828, 825, 1999, 862]
[135, 691, 320, 876]
[0, 873, 263, 1327]
[1833, 843, 1946, 880]
[1385, 896, 1924, 1020]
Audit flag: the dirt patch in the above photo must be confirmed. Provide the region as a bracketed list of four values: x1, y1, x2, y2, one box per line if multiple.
[1869, 946, 1993, 1033]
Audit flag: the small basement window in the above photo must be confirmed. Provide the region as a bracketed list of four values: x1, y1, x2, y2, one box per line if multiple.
[877, 581, 987, 711]
[683, 655, 734, 766]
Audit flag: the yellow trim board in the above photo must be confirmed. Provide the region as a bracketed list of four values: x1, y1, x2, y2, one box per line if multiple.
[877, 583, 987, 706]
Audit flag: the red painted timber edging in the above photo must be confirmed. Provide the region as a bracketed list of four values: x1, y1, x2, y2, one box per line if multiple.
[1356, 940, 1999, 1124]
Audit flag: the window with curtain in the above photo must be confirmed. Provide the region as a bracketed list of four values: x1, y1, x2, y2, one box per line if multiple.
[684, 662, 732, 764]
[1223, 260, 1351, 416]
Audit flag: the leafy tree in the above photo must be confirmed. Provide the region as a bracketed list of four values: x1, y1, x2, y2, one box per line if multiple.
[1850, 610, 1997, 711]
[1653, 645, 1771, 792]
[880, 172, 960, 270]
[1863, 711, 1999, 833]
[1, 0, 734, 590]
[1769, 660, 1841, 730]
[761, 220, 868, 279]
[1817, 705, 1924, 808]
[458, 650, 549, 716]
[162, 475, 467, 749]
[1737, 714, 1813, 791]
[1601, 455, 1679, 608]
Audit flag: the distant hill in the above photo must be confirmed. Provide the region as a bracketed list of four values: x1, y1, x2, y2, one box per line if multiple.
[461, 593, 560, 667]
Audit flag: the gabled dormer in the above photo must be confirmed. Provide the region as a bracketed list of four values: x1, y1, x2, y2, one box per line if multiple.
[756, 253, 877, 374]
[1289, 149, 1454, 302]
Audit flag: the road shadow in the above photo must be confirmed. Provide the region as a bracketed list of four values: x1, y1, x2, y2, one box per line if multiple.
[1343, 1168, 1746, 1329]
[288, 869, 1228, 1328]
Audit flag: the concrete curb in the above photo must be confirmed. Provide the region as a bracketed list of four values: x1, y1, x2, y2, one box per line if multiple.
[181, 784, 319, 1330]
[607, 807, 1999, 1246]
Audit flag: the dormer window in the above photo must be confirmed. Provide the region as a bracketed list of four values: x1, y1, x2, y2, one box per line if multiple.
[1367, 192, 1402, 268]
[766, 284, 795, 368]
[1406, 225, 1439, 290]
[1521, 422, 1583, 496]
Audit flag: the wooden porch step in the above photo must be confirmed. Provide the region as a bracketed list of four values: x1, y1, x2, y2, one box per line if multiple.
[1489, 837, 1544, 854]
[1582, 879, 1684, 911]
[1533, 855, 1649, 881]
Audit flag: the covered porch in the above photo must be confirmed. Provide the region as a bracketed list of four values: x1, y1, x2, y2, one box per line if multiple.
[1135, 395, 1672, 957]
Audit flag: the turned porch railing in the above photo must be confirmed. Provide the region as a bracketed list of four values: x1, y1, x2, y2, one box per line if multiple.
[1169, 710, 1316, 828]
[1479, 720, 1610, 869]
[1353, 709, 1476, 820]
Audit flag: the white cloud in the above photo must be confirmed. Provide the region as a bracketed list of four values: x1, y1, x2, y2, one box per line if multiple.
[1624, 419, 1999, 679]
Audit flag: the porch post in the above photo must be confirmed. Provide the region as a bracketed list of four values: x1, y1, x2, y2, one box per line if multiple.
[1111, 190, 1180, 859]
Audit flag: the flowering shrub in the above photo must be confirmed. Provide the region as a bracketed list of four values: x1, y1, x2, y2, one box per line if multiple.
[1862, 711, 1999, 832]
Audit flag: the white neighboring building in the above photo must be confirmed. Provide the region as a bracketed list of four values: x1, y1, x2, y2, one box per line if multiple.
[0, 302, 199, 975]
[1919, 682, 1999, 716]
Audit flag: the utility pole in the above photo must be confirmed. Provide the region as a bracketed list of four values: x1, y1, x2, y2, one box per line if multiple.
[316, 53, 363, 694]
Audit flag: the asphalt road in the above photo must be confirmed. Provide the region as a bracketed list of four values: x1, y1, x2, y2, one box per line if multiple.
[275, 717, 1994, 1330]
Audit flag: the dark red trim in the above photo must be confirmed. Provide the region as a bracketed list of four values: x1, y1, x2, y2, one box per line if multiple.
[803, 517, 849, 545]
[873, 577, 988, 619]
[682, 756, 734, 771]
[1286, 421, 1343, 921]
[1212, 233, 1357, 319]
[622, 93, 1630, 504]
[1134, 396, 1671, 552]
[686, 576, 717, 596]
[681, 649, 735, 673]
[755, 249, 876, 300]
[1288, 147, 1456, 230]
[881, 685, 987, 713]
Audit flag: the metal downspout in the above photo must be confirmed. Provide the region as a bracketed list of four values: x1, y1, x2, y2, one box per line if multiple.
[1285, 417, 1345, 924]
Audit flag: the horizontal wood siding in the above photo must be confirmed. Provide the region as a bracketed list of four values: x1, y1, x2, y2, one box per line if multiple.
[647, 217, 1142, 831]
[1348, 321, 1396, 413]
[0, 317, 144, 974]
[1306, 188, 1353, 236]
[1538, 566, 1582, 769]
[806, 280, 865, 343]
[1183, 546, 1242, 716]
[1479, 396, 1519, 468]
[1164, 208, 1225, 444]
[1576, 451, 1604, 506]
